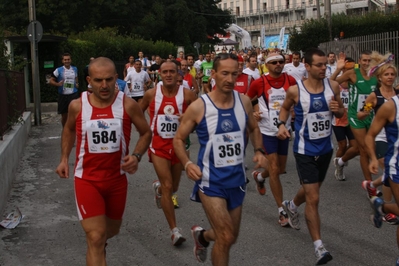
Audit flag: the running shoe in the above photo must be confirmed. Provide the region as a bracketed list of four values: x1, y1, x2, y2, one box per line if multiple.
[172, 194, 179, 209]
[361, 180, 377, 198]
[315, 245, 333, 265]
[396, 256, 399, 266]
[191, 225, 208, 262]
[282, 200, 300, 230]
[152, 180, 162, 209]
[333, 158, 345, 181]
[279, 210, 289, 227]
[370, 196, 384, 228]
[383, 213, 399, 225]
[252, 170, 266, 195]
[171, 228, 186, 246]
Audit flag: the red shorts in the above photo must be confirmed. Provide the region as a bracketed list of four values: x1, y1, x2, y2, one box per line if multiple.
[74, 176, 127, 220]
[148, 148, 180, 165]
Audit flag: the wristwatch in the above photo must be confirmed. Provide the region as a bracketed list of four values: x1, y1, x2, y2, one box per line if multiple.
[276, 120, 286, 128]
[132, 153, 142, 162]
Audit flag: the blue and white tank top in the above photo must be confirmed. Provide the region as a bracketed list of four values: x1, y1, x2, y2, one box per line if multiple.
[196, 91, 247, 188]
[293, 79, 334, 156]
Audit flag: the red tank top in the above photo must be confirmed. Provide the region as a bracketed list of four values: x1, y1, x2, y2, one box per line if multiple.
[75, 91, 132, 181]
[184, 73, 193, 89]
[149, 84, 187, 153]
[235, 73, 251, 94]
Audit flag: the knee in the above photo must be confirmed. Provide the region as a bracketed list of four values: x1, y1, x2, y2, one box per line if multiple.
[216, 228, 236, 247]
[86, 230, 107, 247]
[107, 227, 120, 239]
[305, 194, 320, 206]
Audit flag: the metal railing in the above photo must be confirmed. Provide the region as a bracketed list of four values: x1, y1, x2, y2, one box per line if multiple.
[318, 31, 399, 66]
[0, 70, 26, 139]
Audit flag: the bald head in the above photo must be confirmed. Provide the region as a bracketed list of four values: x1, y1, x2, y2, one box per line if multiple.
[89, 57, 117, 76]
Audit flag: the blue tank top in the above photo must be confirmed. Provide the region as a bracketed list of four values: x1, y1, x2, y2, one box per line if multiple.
[384, 96, 399, 178]
[196, 91, 247, 188]
[293, 79, 334, 156]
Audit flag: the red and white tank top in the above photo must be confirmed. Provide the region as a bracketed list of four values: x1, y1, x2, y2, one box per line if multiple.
[74, 91, 132, 180]
[149, 84, 187, 152]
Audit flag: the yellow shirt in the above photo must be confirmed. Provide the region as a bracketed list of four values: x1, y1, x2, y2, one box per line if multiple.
[258, 64, 268, 75]
[189, 67, 197, 79]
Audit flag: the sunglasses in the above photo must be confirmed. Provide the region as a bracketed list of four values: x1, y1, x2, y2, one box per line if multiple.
[269, 61, 284, 65]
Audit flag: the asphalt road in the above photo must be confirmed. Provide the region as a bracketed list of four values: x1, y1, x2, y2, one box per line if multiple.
[0, 111, 397, 266]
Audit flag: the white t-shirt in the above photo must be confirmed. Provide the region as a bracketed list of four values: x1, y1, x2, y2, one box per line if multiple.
[124, 70, 150, 97]
[243, 67, 261, 80]
[194, 60, 203, 71]
[283, 63, 306, 81]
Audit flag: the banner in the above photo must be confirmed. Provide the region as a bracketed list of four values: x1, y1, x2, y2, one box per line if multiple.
[264, 34, 289, 50]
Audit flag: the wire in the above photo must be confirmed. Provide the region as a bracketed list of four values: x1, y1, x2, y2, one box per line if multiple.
[191, 11, 233, 16]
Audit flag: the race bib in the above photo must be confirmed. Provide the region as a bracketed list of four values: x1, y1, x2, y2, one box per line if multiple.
[340, 90, 349, 109]
[357, 94, 368, 112]
[133, 82, 141, 91]
[205, 69, 212, 77]
[307, 111, 331, 140]
[86, 119, 122, 153]
[269, 110, 280, 129]
[157, 115, 179, 138]
[212, 131, 244, 168]
[63, 78, 74, 94]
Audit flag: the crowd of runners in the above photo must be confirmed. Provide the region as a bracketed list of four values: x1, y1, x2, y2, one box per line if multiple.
[52, 47, 399, 266]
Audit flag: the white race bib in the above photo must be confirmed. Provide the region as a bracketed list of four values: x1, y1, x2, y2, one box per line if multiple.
[340, 90, 349, 109]
[63, 78, 74, 94]
[133, 82, 141, 91]
[86, 119, 122, 153]
[205, 69, 212, 77]
[307, 111, 331, 140]
[357, 94, 368, 112]
[212, 131, 244, 168]
[157, 115, 179, 139]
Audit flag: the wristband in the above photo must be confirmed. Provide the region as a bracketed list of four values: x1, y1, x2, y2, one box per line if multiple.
[276, 121, 286, 128]
[132, 153, 142, 162]
[254, 148, 266, 155]
[184, 161, 193, 171]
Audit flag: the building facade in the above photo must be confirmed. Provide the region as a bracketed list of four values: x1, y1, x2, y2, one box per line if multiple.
[218, 0, 394, 47]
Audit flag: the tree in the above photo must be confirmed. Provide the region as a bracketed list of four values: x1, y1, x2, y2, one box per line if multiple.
[0, 0, 232, 49]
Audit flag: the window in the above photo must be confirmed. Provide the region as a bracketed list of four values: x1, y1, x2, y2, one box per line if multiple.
[236, 6, 240, 15]
[263, 2, 267, 10]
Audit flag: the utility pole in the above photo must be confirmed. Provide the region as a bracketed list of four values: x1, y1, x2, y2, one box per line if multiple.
[28, 0, 41, 125]
[316, 0, 321, 19]
[325, 0, 332, 41]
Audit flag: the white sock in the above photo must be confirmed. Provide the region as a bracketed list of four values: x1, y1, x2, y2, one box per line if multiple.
[171, 227, 179, 234]
[289, 200, 298, 212]
[338, 158, 345, 166]
[314, 239, 323, 250]
[257, 173, 264, 182]
[278, 207, 284, 214]
[370, 182, 375, 188]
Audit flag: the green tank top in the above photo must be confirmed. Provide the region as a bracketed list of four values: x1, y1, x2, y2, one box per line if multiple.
[201, 61, 213, 82]
[348, 68, 377, 118]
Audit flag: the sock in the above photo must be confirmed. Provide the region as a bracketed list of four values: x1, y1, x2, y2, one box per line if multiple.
[338, 158, 345, 166]
[278, 207, 284, 214]
[314, 239, 323, 250]
[171, 227, 179, 234]
[370, 182, 375, 188]
[257, 173, 264, 182]
[199, 230, 210, 247]
[289, 200, 298, 212]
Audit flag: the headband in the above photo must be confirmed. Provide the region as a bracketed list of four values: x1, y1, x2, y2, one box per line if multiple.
[266, 55, 284, 63]
[368, 54, 395, 76]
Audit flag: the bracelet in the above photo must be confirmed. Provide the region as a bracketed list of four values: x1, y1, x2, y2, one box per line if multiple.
[184, 161, 193, 171]
[254, 148, 266, 155]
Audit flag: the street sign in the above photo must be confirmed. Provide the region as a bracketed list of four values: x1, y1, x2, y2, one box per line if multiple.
[193, 42, 201, 49]
[27, 21, 43, 43]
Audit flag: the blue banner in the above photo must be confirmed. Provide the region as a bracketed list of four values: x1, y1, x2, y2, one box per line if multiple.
[264, 34, 289, 50]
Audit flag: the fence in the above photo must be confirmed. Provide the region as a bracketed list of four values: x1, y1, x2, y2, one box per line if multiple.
[318, 31, 399, 66]
[0, 70, 26, 139]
